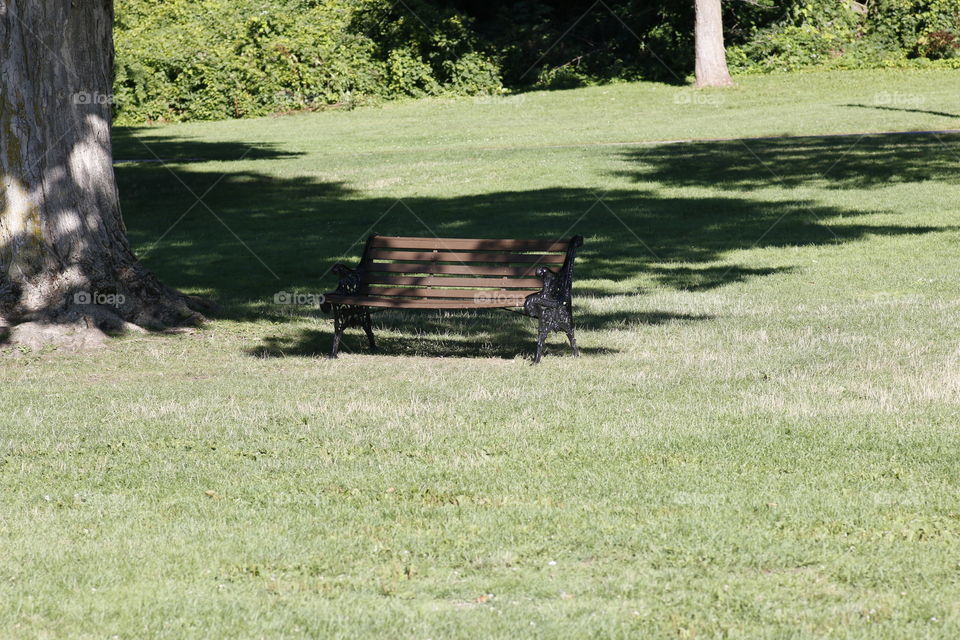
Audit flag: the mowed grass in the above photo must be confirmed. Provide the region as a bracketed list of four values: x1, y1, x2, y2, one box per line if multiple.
[3, 69, 960, 638]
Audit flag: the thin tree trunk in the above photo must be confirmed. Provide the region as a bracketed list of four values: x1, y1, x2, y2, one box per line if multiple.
[694, 0, 735, 88]
[0, 0, 203, 345]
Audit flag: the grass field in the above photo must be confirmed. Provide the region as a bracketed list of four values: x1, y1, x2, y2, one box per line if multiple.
[3, 69, 960, 638]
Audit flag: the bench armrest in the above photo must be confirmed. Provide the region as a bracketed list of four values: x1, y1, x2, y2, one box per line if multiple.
[320, 262, 363, 313]
[331, 263, 361, 288]
[523, 266, 563, 316]
[523, 233, 581, 317]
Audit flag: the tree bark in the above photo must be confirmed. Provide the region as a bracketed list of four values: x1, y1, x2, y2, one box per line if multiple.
[0, 0, 203, 345]
[694, 0, 735, 88]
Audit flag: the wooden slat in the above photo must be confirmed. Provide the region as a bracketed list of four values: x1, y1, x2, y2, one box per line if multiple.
[366, 286, 528, 299]
[367, 262, 541, 277]
[369, 236, 569, 252]
[367, 250, 565, 265]
[325, 295, 525, 309]
[365, 275, 543, 289]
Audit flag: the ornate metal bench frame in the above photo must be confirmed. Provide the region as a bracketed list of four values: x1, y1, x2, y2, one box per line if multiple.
[320, 234, 583, 364]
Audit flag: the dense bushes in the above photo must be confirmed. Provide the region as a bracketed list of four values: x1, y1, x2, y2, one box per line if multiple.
[112, 0, 960, 124]
[728, 0, 960, 73]
[112, 0, 501, 124]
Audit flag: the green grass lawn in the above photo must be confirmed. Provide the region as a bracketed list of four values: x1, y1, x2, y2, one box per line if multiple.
[4, 69, 960, 638]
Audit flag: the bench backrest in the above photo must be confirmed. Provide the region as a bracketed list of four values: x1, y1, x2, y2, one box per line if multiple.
[355, 235, 581, 308]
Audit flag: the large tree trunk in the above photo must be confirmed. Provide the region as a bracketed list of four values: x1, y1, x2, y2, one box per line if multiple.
[694, 0, 735, 88]
[0, 0, 203, 347]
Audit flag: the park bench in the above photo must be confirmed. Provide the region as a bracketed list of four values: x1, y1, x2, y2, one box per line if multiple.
[320, 234, 584, 363]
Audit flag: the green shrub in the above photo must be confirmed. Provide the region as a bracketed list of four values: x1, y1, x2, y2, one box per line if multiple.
[916, 29, 960, 57]
[443, 52, 503, 95]
[533, 64, 591, 90]
[351, 0, 501, 96]
[384, 49, 440, 97]
[112, 0, 960, 124]
[728, 0, 960, 74]
[869, 0, 960, 50]
[113, 0, 501, 124]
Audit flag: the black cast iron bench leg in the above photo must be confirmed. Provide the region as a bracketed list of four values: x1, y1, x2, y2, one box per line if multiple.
[532, 305, 579, 364]
[329, 307, 376, 358]
[362, 313, 377, 351]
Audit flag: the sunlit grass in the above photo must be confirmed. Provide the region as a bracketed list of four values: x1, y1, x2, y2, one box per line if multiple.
[3, 69, 960, 638]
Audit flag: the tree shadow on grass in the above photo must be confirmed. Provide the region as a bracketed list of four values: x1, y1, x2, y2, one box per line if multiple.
[841, 103, 960, 120]
[112, 129, 305, 164]
[118, 174, 941, 300]
[245, 306, 712, 360]
[113, 130, 957, 357]
[246, 325, 612, 360]
[615, 132, 960, 190]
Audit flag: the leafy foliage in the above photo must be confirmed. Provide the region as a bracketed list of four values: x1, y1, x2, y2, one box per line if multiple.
[728, 0, 960, 72]
[113, 0, 501, 124]
[113, 0, 960, 124]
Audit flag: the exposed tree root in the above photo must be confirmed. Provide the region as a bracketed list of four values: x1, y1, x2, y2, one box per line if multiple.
[0, 268, 212, 353]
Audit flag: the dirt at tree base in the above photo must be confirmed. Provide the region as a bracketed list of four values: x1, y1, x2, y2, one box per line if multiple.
[0, 291, 210, 355]
[4, 320, 109, 353]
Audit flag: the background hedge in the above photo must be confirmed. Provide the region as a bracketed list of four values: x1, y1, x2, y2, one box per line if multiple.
[113, 0, 960, 124]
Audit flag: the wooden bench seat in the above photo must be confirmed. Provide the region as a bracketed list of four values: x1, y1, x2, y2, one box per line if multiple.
[321, 234, 583, 362]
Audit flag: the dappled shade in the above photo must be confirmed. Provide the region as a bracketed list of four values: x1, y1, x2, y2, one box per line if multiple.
[113, 130, 957, 356]
[616, 132, 960, 190]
